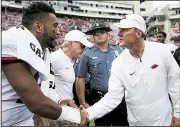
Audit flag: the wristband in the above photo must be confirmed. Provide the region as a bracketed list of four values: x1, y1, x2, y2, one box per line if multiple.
[56, 106, 80, 124]
[58, 99, 62, 105]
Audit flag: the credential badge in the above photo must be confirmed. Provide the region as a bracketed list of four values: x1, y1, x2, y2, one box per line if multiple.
[115, 50, 120, 57]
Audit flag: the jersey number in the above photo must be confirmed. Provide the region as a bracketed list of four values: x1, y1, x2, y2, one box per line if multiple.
[49, 81, 55, 89]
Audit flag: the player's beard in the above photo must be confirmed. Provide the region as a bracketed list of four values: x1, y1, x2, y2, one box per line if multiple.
[43, 26, 55, 49]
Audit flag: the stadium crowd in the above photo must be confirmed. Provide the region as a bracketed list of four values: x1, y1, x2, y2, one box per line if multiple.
[2, 9, 116, 44]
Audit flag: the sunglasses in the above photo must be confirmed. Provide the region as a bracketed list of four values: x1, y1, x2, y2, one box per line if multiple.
[80, 43, 86, 49]
[92, 30, 107, 36]
[72, 41, 86, 49]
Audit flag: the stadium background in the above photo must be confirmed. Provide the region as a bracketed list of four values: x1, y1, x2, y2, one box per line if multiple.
[1, 0, 180, 45]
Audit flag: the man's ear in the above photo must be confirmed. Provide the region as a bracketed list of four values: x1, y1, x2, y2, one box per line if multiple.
[33, 21, 44, 33]
[69, 41, 74, 47]
[136, 30, 143, 38]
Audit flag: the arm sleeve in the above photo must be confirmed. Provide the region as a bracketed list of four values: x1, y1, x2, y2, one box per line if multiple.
[2, 43, 21, 64]
[77, 53, 89, 78]
[166, 47, 180, 118]
[2, 31, 20, 63]
[2, 44, 17, 57]
[2, 30, 17, 58]
[86, 60, 125, 120]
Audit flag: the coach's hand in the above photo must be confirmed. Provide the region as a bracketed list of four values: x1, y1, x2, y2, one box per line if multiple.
[79, 105, 89, 126]
[170, 116, 180, 126]
[59, 99, 78, 109]
[82, 102, 90, 109]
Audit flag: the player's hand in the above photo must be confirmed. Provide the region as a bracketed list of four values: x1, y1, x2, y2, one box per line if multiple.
[59, 99, 78, 109]
[82, 102, 90, 109]
[79, 105, 89, 126]
[170, 116, 180, 126]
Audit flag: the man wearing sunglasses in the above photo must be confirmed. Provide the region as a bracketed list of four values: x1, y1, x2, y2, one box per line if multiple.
[50, 30, 93, 126]
[76, 21, 128, 126]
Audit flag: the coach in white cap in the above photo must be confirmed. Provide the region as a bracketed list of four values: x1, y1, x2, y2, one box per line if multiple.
[51, 30, 93, 106]
[80, 14, 180, 126]
[49, 30, 93, 126]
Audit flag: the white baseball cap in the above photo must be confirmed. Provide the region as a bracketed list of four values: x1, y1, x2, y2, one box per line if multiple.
[114, 14, 146, 33]
[64, 30, 93, 47]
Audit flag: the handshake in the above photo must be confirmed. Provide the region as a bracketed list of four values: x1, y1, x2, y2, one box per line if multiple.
[59, 99, 90, 126]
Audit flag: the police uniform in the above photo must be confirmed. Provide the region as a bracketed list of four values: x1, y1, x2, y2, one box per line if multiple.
[77, 21, 129, 126]
[73, 58, 91, 106]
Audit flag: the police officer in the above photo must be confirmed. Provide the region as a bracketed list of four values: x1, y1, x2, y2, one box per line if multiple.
[73, 58, 91, 106]
[76, 21, 129, 126]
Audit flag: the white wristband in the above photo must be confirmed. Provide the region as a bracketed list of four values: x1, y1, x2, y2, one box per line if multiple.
[56, 106, 81, 124]
[58, 99, 63, 105]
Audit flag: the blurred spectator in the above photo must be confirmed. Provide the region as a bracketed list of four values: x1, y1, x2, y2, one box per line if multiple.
[170, 35, 180, 48]
[156, 31, 167, 44]
[2, 9, 118, 42]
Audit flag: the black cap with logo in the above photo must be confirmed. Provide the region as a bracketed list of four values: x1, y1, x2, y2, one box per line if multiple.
[69, 22, 82, 31]
[85, 21, 111, 35]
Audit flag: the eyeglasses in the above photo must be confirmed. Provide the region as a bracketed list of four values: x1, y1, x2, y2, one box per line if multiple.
[80, 43, 86, 49]
[73, 41, 86, 49]
[92, 30, 107, 36]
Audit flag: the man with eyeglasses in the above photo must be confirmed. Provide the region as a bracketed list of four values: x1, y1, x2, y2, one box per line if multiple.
[79, 14, 180, 126]
[50, 30, 93, 126]
[76, 21, 128, 126]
